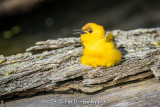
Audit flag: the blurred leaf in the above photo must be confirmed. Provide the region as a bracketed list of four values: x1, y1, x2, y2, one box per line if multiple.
[3, 31, 13, 39]
[11, 26, 21, 34]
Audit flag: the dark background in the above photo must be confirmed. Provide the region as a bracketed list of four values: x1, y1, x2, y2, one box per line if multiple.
[0, 0, 160, 56]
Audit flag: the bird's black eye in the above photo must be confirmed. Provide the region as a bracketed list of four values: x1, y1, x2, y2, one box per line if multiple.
[88, 28, 92, 33]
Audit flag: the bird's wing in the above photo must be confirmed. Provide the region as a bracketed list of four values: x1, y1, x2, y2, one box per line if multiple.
[105, 31, 117, 47]
[105, 31, 114, 41]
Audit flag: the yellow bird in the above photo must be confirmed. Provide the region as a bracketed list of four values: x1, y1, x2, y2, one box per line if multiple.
[73, 23, 122, 68]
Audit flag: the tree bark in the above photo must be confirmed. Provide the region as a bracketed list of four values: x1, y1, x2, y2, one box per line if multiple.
[4, 78, 160, 107]
[0, 28, 160, 100]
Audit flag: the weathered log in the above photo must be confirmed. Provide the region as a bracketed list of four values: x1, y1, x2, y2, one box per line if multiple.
[0, 28, 160, 100]
[4, 78, 160, 107]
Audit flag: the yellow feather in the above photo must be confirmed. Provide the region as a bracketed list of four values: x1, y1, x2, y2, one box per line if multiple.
[80, 23, 122, 68]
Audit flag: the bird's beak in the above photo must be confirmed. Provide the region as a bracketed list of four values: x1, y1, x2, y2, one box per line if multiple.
[73, 29, 87, 35]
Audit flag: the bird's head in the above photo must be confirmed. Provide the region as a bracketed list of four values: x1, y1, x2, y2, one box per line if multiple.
[73, 23, 106, 44]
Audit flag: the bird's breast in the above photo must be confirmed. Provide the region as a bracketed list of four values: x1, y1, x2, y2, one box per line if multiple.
[83, 39, 114, 57]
